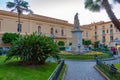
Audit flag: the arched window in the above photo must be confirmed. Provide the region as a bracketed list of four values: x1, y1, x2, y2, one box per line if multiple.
[38, 26, 41, 33]
[61, 29, 64, 36]
[51, 28, 54, 34]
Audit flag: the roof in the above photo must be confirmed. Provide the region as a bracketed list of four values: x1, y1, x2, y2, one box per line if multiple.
[0, 10, 73, 26]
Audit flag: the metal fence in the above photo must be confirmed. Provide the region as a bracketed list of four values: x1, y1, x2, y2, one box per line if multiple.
[48, 59, 64, 80]
[95, 55, 117, 74]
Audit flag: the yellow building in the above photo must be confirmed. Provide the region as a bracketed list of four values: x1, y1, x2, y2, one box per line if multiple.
[86, 21, 120, 47]
[0, 10, 76, 47]
[0, 10, 119, 47]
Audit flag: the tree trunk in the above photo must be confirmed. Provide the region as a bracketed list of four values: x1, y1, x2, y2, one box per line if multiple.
[102, 0, 120, 31]
[18, 13, 21, 34]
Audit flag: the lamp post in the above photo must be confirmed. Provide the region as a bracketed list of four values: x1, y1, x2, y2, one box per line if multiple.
[78, 44, 81, 53]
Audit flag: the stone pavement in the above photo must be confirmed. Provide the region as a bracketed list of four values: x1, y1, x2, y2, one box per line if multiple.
[64, 60, 106, 80]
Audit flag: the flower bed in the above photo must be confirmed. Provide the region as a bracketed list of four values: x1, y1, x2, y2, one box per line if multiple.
[85, 51, 103, 55]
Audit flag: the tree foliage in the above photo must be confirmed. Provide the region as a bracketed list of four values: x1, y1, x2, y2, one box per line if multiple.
[84, 0, 120, 31]
[57, 41, 65, 46]
[82, 39, 92, 46]
[5, 33, 59, 65]
[2, 32, 20, 44]
[94, 41, 100, 48]
[6, 0, 33, 33]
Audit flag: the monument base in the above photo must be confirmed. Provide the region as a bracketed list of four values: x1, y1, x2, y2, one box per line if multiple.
[71, 44, 84, 54]
[71, 29, 84, 54]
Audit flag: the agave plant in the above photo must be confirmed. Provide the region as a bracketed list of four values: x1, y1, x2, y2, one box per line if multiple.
[5, 33, 59, 65]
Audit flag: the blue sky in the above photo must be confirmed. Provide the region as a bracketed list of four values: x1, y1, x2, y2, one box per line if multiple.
[0, 0, 120, 25]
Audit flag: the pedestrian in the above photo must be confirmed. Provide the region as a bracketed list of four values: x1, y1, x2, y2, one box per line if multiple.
[111, 47, 116, 55]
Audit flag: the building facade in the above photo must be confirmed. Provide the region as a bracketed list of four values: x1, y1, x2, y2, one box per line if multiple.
[0, 10, 119, 47]
[89, 21, 120, 47]
[0, 10, 75, 47]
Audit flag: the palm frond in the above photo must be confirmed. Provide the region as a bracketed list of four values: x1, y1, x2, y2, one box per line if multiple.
[20, 1, 29, 8]
[84, 0, 102, 12]
[6, 2, 16, 8]
[11, 8, 16, 12]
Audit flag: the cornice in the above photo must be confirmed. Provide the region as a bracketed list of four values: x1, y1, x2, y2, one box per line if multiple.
[0, 10, 73, 26]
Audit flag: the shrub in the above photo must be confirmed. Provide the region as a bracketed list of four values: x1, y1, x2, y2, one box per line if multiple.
[0, 49, 2, 55]
[5, 33, 59, 65]
[69, 42, 72, 46]
[58, 41, 65, 46]
[2, 32, 20, 44]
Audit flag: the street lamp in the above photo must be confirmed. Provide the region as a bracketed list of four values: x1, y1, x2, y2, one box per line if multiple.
[78, 44, 81, 53]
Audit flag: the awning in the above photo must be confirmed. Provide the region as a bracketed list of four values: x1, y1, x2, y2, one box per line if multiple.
[117, 45, 120, 48]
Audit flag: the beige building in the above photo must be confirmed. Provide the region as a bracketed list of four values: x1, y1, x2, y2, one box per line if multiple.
[86, 21, 120, 47]
[0, 10, 119, 47]
[0, 10, 80, 47]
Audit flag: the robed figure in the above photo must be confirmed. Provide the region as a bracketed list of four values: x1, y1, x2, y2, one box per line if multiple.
[74, 13, 80, 30]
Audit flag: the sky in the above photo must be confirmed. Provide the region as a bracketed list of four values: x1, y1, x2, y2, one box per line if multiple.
[0, 0, 120, 25]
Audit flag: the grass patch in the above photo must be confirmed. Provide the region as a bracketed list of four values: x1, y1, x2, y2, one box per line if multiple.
[96, 65, 120, 80]
[0, 56, 58, 80]
[114, 64, 120, 72]
[58, 64, 66, 80]
[60, 54, 94, 60]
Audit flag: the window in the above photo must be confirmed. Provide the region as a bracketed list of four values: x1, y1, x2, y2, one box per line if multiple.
[55, 29, 58, 33]
[110, 29, 113, 34]
[17, 24, 22, 32]
[51, 28, 54, 34]
[95, 26, 97, 29]
[102, 36, 106, 42]
[102, 30, 105, 34]
[61, 29, 64, 36]
[95, 32, 97, 35]
[110, 24, 113, 28]
[107, 30, 108, 33]
[86, 32, 88, 37]
[38, 26, 41, 33]
[110, 36, 113, 42]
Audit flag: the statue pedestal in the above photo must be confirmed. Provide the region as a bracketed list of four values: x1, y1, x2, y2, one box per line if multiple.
[71, 29, 84, 53]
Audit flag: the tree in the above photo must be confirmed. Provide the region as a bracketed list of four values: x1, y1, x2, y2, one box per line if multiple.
[58, 41, 65, 47]
[57, 41, 65, 50]
[94, 41, 99, 48]
[6, 0, 33, 33]
[82, 39, 91, 47]
[84, 0, 120, 31]
[2, 32, 20, 44]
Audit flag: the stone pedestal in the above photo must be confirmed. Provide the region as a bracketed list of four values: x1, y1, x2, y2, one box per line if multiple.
[71, 29, 84, 53]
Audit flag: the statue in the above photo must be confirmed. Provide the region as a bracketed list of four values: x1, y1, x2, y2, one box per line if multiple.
[74, 13, 80, 30]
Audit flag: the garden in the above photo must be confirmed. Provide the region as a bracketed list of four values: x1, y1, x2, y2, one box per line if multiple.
[59, 51, 112, 60]
[0, 32, 65, 80]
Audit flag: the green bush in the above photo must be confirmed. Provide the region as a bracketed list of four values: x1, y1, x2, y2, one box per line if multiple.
[69, 42, 72, 46]
[5, 33, 59, 65]
[58, 41, 65, 46]
[0, 49, 2, 55]
[2, 32, 20, 44]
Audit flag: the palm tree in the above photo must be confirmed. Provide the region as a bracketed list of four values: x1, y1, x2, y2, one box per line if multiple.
[84, 0, 120, 31]
[6, 0, 33, 33]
